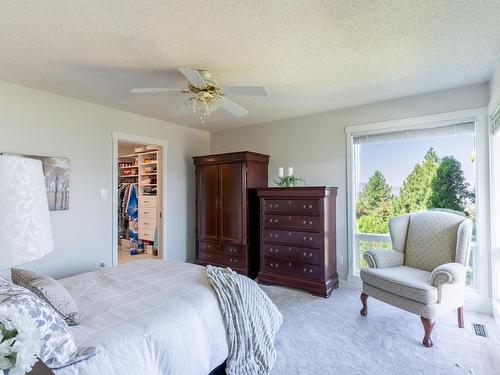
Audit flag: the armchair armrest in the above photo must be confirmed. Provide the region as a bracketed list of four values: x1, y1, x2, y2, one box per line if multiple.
[430, 262, 466, 287]
[363, 249, 404, 269]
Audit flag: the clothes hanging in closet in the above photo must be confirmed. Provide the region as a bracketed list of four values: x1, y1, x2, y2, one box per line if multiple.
[118, 183, 140, 249]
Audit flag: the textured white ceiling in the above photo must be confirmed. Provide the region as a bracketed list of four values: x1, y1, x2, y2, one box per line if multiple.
[0, 1, 499, 131]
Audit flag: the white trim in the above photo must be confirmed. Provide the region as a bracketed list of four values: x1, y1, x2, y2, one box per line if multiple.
[489, 99, 500, 306]
[111, 131, 168, 267]
[345, 107, 491, 308]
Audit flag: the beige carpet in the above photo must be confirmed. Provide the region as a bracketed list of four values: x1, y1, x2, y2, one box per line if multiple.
[261, 285, 499, 375]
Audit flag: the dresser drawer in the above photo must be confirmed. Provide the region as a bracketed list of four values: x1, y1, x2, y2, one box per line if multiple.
[139, 207, 157, 219]
[262, 243, 320, 264]
[264, 214, 321, 231]
[263, 229, 322, 247]
[264, 199, 319, 214]
[139, 228, 155, 241]
[138, 219, 156, 230]
[139, 196, 157, 207]
[263, 257, 321, 279]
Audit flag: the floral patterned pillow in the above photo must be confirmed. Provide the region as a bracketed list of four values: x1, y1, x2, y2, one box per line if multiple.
[0, 278, 78, 369]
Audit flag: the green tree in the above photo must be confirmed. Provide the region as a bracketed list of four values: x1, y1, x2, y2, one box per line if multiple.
[430, 156, 471, 212]
[356, 171, 393, 233]
[393, 148, 439, 215]
[356, 171, 392, 217]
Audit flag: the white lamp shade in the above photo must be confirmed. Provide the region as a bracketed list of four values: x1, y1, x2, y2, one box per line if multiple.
[0, 155, 54, 268]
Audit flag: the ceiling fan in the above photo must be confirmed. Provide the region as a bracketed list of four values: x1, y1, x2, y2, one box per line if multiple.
[130, 68, 268, 123]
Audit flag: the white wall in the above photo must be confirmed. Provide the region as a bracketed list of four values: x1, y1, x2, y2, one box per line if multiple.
[210, 83, 490, 281]
[0, 81, 210, 279]
[490, 62, 500, 108]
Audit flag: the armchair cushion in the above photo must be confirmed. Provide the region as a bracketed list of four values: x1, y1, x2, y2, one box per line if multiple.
[430, 262, 466, 287]
[360, 266, 438, 304]
[363, 249, 404, 269]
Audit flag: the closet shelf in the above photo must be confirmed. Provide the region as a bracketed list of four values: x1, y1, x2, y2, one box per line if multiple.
[140, 162, 157, 165]
[119, 165, 138, 169]
[121, 175, 139, 178]
[140, 183, 157, 186]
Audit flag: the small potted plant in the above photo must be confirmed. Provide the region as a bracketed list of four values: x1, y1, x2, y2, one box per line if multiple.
[274, 167, 304, 187]
[0, 311, 41, 375]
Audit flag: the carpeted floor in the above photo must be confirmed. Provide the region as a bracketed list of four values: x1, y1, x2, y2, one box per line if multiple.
[261, 285, 500, 375]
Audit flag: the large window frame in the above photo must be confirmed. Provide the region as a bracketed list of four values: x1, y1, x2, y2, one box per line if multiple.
[489, 100, 500, 316]
[345, 108, 491, 311]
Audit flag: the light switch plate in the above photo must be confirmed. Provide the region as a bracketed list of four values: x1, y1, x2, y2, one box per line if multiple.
[100, 189, 108, 200]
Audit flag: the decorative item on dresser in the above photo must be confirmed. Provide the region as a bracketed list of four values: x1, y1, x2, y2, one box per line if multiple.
[257, 187, 338, 297]
[193, 151, 269, 278]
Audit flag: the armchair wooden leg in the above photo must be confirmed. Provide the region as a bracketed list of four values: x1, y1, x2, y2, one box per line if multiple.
[457, 307, 464, 328]
[360, 293, 368, 316]
[420, 317, 435, 348]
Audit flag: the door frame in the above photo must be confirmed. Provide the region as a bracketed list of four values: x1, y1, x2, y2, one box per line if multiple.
[111, 131, 168, 266]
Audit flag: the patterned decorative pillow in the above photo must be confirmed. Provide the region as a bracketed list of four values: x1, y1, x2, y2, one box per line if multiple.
[11, 268, 80, 326]
[0, 278, 78, 369]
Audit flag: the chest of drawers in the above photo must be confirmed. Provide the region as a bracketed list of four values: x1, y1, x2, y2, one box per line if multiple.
[257, 187, 338, 297]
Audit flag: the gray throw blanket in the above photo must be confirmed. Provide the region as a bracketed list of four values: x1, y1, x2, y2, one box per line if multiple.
[207, 266, 283, 375]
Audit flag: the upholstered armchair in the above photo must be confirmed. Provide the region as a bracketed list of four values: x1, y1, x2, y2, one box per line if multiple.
[359, 211, 472, 347]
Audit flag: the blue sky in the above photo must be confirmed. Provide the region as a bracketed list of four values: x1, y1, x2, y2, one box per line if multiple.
[358, 134, 476, 192]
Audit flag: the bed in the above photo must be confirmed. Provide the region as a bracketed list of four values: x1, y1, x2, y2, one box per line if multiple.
[54, 260, 228, 375]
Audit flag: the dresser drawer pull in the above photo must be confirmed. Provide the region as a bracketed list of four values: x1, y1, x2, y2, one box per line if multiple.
[309, 269, 313, 273]
[270, 263, 279, 268]
[288, 262, 292, 266]
[288, 247, 292, 251]
[229, 258, 238, 263]
[269, 203, 279, 209]
[302, 252, 313, 257]
[207, 244, 211, 248]
[303, 236, 313, 241]
[288, 232, 291, 236]
[303, 268, 307, 272]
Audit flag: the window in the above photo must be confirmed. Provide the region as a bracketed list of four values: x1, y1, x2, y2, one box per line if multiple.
[346, 109, 490, 299]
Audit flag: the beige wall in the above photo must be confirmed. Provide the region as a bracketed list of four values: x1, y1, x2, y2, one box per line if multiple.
[0, 81, 210, 278]
[210, 82, 490, 281]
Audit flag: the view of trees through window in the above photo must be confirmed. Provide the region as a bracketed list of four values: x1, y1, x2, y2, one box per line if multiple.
[355, 130, 476, 286]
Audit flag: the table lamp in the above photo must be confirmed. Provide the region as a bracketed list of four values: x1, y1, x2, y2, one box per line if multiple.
[0, 154, 54, 269]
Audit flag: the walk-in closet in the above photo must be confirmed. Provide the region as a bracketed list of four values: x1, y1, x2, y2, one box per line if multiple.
[118, 141, 163, 264]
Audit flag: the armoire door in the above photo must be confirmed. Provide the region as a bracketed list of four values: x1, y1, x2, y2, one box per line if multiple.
[220, 162, 245, 244]
[196, 164, 219, 241]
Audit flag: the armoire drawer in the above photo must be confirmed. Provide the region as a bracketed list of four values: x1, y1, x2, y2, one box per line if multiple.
[264, 199, 320, 214]
[138, 219, 156, 230]
[197, 241, 245, 257]
[263, 257, 321, 279]
[264, 214, 321, 231]
[263, 229, 322, 247]
[139, 207, 157, 219]
[262, 243, 320, 264]
[139, 196, 157, 207]
[198, 251, 244, 268]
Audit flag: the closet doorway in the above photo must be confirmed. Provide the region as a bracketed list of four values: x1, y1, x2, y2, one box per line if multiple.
[112, 133, 166, 265]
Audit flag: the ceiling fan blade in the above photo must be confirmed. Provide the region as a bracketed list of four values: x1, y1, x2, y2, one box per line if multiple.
[178, 68, 207, 88]
[130, 88, 184, 94]
[174, 102, 192, 117]
[217, 97, 248, 117]
[221, 86, 268, 96]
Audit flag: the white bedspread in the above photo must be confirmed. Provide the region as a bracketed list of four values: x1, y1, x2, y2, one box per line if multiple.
[54, 260, 228, 375]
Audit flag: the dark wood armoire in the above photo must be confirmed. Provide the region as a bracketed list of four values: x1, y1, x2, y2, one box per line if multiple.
[193, 151, 269, 278]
